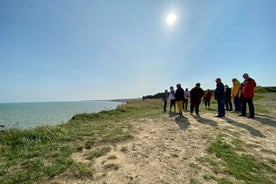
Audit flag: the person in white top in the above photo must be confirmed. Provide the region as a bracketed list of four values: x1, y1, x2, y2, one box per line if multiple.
[168, 86, 176, 113]
[183, 88, 190, 111]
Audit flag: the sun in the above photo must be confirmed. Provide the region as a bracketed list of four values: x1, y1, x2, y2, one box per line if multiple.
[166, 13, 177, 25]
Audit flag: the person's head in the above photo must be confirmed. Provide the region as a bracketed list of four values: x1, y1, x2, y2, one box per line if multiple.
[207, 89, 210, 92]
[165, 89, 168, 93]
[243, 73, 249, 80]
[196, 83, 200, 87]
[225, 85, 229, 88]
[215, 78, 221, 83]
[176, 83, 181, 88]
[232, 78, 237, 83]
[185, 88, 188, 91]
[170, 86, 174, 91]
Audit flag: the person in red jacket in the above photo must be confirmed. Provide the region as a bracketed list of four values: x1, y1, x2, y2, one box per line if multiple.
[240, 73, 256, 118]
[203, 89, 212, 109]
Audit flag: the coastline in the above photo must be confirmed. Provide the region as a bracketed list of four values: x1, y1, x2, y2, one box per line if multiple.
[0, 95, 275, 183]
[0, 100, 122, 130]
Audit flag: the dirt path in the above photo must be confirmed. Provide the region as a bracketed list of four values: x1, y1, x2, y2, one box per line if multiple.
[51, 107, 276, 184]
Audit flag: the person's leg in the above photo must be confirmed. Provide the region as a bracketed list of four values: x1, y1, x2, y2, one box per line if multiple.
[225, 99, 229, 110]
[185, 99, 188, 110]
[234, 97, 238, 111]
[163, 100, 167, 112]
[173, 100, 176, 112]
[248, 97, 255, 118]
[241, 98, 247, 116]
[179, 101, 183, 115]
[237, 97, 241, 111]
[229, 98, 233, 111]
[176, 101, 183, 115]
[190, 103, 194, 114]
[195, 104, 199, 114]
[221, 99, 225, 116]
[218, 99, 225, 117]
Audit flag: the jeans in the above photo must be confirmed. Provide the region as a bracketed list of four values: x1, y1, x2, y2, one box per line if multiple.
[217, 98, 225, 117]
[233, 97, 241, 111]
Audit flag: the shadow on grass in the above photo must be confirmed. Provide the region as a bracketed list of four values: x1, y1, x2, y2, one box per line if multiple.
[196, 116, 218, 127]
[224, 117, 265, 138]
[254, 115, 276, 128]
[169, 111, 178, 118]
[175, 115, 190, 131]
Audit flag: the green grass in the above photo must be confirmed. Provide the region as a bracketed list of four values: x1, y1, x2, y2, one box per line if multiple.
[1, 94, 275, 183]
[86, 146, 111, 160]
[0, 100, 160, 183]
[198, 136, 276, 184]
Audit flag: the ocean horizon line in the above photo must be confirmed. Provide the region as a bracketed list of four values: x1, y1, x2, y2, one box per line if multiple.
[0, 97, 140, 104]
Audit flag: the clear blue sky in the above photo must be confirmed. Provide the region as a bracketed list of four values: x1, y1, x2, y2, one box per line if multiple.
[1, 0, 276, 102]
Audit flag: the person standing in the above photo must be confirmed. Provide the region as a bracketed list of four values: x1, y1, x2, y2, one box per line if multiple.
[168, 86, 176, 113]
[224, 85, 233, 111]
[175, 83, 185, 116]
[162, 89, 168, 112]
[231, 78, 241, 112]
[240, 73, 256, 118]
[183, 88, 190, 111]
[204, 89, 212, 109]
[190, 83, 204, 115]
[215, 78, 225, 117]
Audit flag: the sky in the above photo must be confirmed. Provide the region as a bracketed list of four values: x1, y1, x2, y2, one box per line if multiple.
[1, 0, 276, 103]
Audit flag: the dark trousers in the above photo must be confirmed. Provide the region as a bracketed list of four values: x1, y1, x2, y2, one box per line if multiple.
[242, 97, 255, 117]
[183, 99, 188, 110]
[204, 100, 210, 107]
[170, 100, 176, 112]
[233, 97, 241, 111]
[217, 98, 225, 117]
[190, 103, 199, 114]
[163, 100, 167, 112]
[225, 98, 233, 111]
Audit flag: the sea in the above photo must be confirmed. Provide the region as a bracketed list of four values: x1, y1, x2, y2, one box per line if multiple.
[0, 100, 122, 130]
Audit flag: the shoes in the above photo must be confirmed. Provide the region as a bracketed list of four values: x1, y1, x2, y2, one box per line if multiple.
[239, 114, 246, 117]
[214, 115, 224, 118]
[248, 116, 255, 118]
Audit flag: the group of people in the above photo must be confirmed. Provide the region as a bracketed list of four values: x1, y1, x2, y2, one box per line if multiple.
[162, 73, 257, 118]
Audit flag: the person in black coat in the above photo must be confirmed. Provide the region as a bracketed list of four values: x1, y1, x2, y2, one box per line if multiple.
[175, 83, 184, 116]
[215, 78, 225, 117]
[224, 85, 233, 111]
[190, 83, 204, 115]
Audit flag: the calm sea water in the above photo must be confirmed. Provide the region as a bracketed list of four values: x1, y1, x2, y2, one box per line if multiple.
[0, 100, 121, 129]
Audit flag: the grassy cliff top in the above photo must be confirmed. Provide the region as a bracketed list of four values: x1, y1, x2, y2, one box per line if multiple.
[0, 93, 275, 184]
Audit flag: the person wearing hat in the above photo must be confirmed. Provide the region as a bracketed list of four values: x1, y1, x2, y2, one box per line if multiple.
[240, 73, 256, 118]
[215, 78, 225, 117]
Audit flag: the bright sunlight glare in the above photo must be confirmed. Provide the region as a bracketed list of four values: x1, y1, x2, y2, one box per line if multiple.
[166, 13, 177, 25]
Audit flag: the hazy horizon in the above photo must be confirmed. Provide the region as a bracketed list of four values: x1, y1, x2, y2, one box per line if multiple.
[1, 0, 276, 103]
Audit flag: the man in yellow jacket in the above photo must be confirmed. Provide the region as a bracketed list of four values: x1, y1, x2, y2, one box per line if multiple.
[231, 78, 241, 112]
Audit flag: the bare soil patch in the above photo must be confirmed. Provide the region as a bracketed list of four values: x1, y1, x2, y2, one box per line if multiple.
[50, 103, 276, 184]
